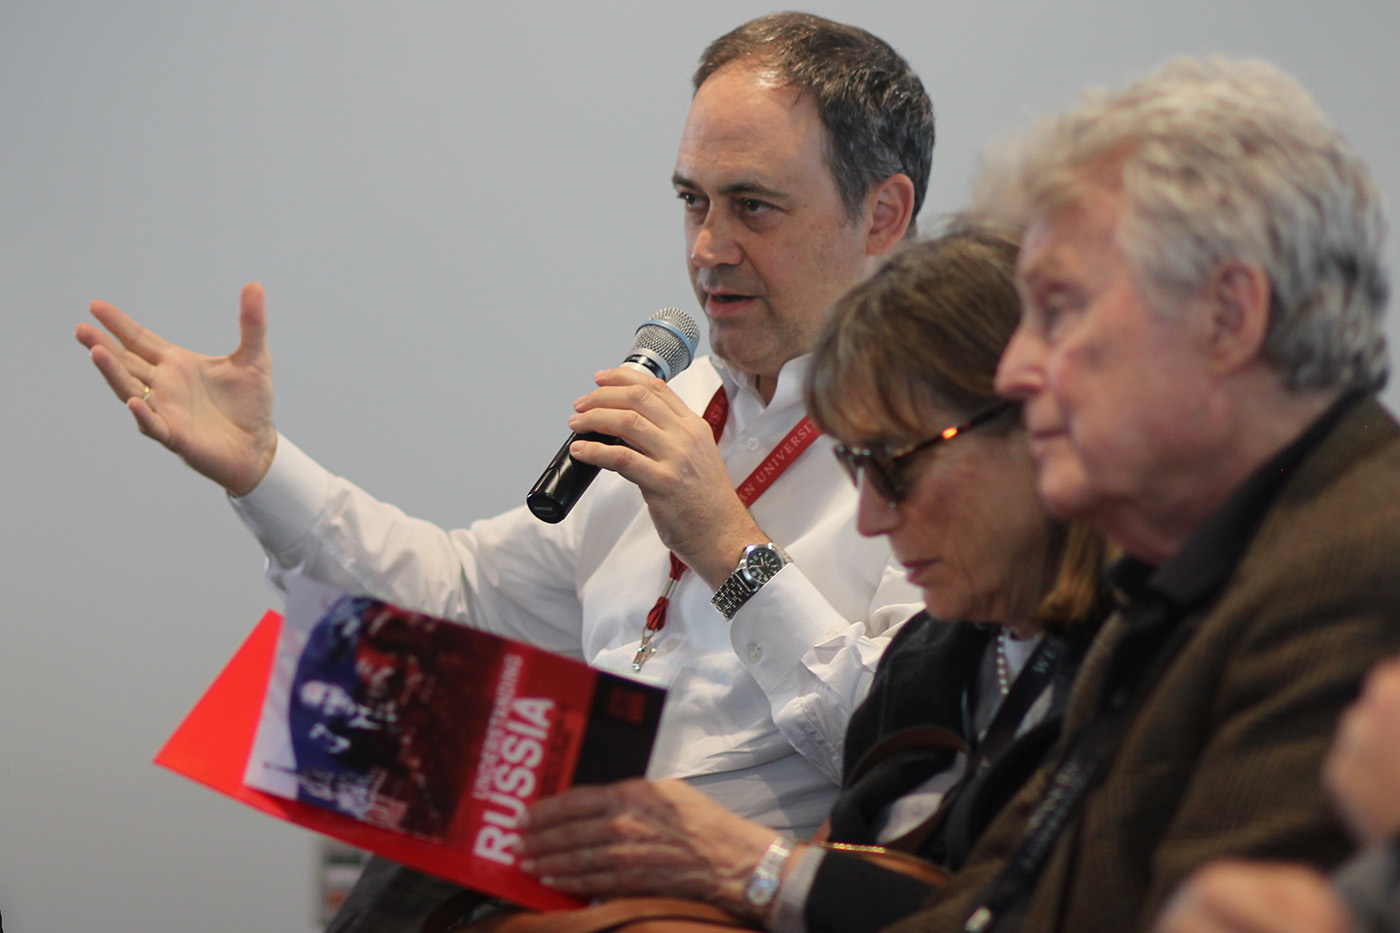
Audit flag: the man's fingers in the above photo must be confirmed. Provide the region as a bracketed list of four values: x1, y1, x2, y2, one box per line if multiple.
[128, 397, 173, 449]
[88, 342, 156, 404]
[235, 282, 269, 360]
[77, 317, 156, 397]
[87, 299, 170, 363]
[583, 372, 690, 417]
[569, 408, 660, 454]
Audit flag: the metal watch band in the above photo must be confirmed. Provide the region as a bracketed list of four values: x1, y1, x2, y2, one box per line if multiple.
[712, 574, 755, 619]
[711, 543, 789, 620]
[743, 836, 795, 914]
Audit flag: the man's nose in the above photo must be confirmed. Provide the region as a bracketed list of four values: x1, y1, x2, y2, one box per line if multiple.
[691, 213, 742, 268]
[994, 324, 1044, 400]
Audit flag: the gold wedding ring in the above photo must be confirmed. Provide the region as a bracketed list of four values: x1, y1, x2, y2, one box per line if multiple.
[140, 383, 152, 401]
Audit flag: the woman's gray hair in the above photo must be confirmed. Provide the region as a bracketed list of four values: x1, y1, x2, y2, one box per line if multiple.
[975, 55, 1389, 392]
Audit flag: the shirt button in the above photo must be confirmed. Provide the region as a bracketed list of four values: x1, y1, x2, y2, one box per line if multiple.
[745, 438, 760, 451]
[747, 644, 763, 663]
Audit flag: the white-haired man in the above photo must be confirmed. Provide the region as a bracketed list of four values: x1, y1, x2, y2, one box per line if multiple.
[887, 56, 1400, 933]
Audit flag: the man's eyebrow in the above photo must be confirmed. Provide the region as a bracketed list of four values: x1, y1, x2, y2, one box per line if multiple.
[1015, 253, 1054, 291]
[671, 172, 789, 202]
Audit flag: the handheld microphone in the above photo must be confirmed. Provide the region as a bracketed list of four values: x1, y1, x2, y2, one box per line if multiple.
[526, 308, 700, 523]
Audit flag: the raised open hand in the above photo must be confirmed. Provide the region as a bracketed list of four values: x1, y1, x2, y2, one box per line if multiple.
[76, 282, 278, 496]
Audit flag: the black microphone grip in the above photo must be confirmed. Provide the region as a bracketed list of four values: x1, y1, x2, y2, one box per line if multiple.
[526, 357, 661, 523]
[525, 430, 621, 524]
[526, 309, 697, 523]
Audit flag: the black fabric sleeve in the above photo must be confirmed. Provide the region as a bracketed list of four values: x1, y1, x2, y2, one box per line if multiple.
[804, 850, 941, 933]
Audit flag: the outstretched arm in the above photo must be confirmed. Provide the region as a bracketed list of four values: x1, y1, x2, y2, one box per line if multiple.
[75, 282, 278, 496]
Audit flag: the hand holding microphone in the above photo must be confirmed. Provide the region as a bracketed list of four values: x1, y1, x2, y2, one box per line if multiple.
[527, 309, 700, 523]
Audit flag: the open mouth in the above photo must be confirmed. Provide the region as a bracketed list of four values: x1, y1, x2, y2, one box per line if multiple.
[704, 292, 757, 318]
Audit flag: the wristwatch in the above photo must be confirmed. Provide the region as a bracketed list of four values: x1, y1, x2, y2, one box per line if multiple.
[743, 836, 795, 915]
[711, 542, 791, 620]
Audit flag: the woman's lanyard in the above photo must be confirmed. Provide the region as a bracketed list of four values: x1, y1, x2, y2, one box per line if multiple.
[964, 635, 1064, 771]
[632, 385, 820, 671]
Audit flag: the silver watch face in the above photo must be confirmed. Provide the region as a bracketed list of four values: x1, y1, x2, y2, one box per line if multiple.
[742, 545, 785, 585]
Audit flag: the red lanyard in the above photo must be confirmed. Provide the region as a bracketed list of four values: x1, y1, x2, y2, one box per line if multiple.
[632, 385, 821, 671]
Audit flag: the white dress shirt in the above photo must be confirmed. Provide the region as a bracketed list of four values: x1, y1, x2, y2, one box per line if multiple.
[230, 353, 921, 836]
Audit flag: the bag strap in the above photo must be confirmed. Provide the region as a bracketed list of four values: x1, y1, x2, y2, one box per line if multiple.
[841, 636, 1063, 855]
[816, 842, 951, 887]
[845, 725, 970, 786]
[459, 897, 754, 933]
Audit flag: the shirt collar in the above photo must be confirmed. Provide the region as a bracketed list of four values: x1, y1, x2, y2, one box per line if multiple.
[709, 353, 812, 412]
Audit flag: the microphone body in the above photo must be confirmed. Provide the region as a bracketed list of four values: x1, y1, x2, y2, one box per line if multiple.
[527, 310, 699, 523]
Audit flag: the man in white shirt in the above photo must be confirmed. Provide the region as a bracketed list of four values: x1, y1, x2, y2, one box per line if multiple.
[76, 11, 930, 929]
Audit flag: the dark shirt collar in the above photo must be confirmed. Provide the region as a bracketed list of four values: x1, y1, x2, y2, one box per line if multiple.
[1109, 391, 1365, 620]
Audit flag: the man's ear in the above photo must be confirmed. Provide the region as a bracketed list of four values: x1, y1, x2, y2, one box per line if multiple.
[1202, 261, 1272, 374]
[864, 174, 917, 256]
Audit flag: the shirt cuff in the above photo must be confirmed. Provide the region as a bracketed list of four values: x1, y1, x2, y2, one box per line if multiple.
[768, 845, 823, 933]
[228, 433, 330, 555]
[728, 565, 843, 692]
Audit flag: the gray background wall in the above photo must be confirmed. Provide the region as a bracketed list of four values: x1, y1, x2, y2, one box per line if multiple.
[4, 2, 1398, 930]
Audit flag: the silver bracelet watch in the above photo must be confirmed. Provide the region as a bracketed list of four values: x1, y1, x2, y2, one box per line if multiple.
[711, 542, 791, 620]
[743, 836, 795, 915]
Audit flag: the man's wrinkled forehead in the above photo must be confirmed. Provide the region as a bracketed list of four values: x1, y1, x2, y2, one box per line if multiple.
[1015, 182, 1129, 290]
[674, 67, 833, 194]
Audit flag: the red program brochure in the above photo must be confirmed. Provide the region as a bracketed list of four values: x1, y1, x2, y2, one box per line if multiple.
[156, 579, 666, 911]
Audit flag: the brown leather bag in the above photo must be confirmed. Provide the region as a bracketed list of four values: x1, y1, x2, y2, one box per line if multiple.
[442, 845, 947, 933]
[449, 897, 752, 933]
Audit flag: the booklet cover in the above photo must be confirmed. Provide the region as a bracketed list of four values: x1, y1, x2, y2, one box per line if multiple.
[156, 579, 667, 911]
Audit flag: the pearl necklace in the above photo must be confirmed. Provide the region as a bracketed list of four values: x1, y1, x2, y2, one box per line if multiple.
[995, 629, 1012, 697]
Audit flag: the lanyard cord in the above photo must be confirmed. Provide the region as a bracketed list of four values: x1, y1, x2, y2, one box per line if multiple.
[633, 385, 820, 670]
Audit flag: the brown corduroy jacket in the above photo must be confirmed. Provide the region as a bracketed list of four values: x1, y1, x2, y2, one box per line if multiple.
[890, 396, 1400, 933]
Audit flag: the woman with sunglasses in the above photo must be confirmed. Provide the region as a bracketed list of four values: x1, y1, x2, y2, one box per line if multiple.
[512, 222, 1110, 933]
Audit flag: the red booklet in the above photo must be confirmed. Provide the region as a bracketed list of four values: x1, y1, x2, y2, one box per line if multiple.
[155, 580, 666, 911]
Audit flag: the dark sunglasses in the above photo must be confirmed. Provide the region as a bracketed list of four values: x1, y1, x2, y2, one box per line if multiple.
[832, 401, 1015, 506]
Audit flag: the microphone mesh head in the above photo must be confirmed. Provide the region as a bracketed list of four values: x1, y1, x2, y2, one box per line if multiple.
[631, 307, 700, 380]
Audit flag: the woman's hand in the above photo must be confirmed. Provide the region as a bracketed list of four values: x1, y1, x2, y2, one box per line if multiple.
[517, 778, 786, 919]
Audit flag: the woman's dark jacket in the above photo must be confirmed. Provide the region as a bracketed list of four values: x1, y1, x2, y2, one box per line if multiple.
[805, 611, 1098, 933]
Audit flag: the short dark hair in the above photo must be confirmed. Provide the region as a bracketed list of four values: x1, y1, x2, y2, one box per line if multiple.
[695, 12, 935, 232]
